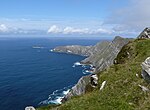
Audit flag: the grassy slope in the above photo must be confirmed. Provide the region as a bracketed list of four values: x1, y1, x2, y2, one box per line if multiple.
[38, 39, 150, 110]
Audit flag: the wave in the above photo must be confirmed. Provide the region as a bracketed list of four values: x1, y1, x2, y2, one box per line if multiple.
[39, 85, 72, 105]
[72, 62, 95, 74]
[72, 62, 82, 67]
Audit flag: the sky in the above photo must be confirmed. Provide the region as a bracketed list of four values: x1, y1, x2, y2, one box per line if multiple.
[0, 0, 150, 38]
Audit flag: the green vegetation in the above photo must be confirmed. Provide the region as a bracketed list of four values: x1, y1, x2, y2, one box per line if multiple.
[37, 105, 60, 110]
[38, 39, 150, 110]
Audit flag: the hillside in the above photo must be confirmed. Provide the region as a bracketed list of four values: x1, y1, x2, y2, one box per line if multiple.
[38, 39, 150, 110]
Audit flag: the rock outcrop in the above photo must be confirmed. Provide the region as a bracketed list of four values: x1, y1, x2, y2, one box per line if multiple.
[53, 36, 131, 71]
[90, 74, 98, 87]
[141, 57, 150, 83]
[63, 74, 98, 101]
[63, 75, 90, 101]
[25, 106, 36, 110]
[81, 36, 131, 71]
[53, 45, 92, 56]
[138, 27, 150, 39]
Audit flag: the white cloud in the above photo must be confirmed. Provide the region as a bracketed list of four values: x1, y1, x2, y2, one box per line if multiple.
[63, 27, 90, 34]
[47, 25, 112, 35]
[0, 23, 45, 35]
[47, 25, 62, 33]
[95, 28, 112, 34]
[0, 24, 9, 32]
[105, 0, 150, 36]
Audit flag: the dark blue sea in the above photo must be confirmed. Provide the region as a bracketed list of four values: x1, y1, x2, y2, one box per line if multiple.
[0, 37, 104, 110]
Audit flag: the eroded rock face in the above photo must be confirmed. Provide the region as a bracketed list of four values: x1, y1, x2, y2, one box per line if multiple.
[138, 28, 150, 39]
[141, 57, 150, 83]
[54, 37, 131, 102]
[53, 45, 92, 56]
[82, 36, 131, 71]
[62, 74, 98, 101]
[53, 36, 131, 71]
[63, 75, 90, 101]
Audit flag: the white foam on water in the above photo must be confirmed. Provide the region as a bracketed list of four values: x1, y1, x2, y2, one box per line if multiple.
[39, 85, 72, 105]
[55, 97, 63, 104]
[82, 71, 88, 74]
[73, 62, 82, 67]
[63, 89, 70, 95]
[50, 49, 53, 52]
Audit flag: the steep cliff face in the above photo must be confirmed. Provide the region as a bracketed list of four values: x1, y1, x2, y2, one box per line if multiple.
[138, 27, 150, 39]
[82, 36, 131, 71]
[53, 36, 132, 71]
[52, 36, 131, 101]
[63, 75, 90, 101]
[62, 73, 98, 101]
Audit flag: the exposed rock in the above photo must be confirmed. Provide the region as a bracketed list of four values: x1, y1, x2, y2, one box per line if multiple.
[141, 57, 150, 83]
[82, 36, 131, 71]
[53, 36, 131, 71]
[62, 73, 98, 101]
[53, 45, 92, 56]
[138, 27, 150, 39]
[25, 106, 36, 110]
[136, 74, 139, 77]
[52, 36, 131, 102]
[138, 85, 149, 92]
[100, 81, 107, 91]
[63, 75, 90, 101]
[90, 74, 98, 87]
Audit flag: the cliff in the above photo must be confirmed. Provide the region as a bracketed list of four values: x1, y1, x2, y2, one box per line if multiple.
[53, 36, 132, 71]
[137, 27, 150, 39]
[50, 36, 132, 102]
[81, 36, 132, 71]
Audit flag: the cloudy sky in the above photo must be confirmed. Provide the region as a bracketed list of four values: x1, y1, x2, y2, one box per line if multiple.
[0, 0, 150, 38]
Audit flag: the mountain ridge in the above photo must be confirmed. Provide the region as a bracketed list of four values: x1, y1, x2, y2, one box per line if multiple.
[53, 36, 132, 71]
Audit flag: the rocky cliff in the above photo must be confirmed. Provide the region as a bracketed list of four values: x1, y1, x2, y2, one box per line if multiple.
[141, 57, 150, 83]
[53, 36, 132, 71]
[81, 36, 132, 71]
[51, 36, 132, 102]
[62, 75, 90, 101]
[138, 27, 150, 39]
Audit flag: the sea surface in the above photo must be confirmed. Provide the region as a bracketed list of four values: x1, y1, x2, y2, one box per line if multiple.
[0, 37, 105, 110]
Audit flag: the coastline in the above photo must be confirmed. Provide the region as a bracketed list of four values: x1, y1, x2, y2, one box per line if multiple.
[48, 36, 132, 104]
[36, 36, 132, 109]
[39, 61, 95, 105]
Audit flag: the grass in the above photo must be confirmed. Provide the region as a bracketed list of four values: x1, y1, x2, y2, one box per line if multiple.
[38, 39, 150, 110]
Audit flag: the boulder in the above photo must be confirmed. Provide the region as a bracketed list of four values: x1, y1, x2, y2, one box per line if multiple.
[25, 106, 36, 110]
[100, 81, 107, 91]
[141, 57, 150, 82]
[90, 74, 98, 87]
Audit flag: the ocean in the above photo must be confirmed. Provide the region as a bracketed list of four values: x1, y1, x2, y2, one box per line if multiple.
[0, 37, 103, 110]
